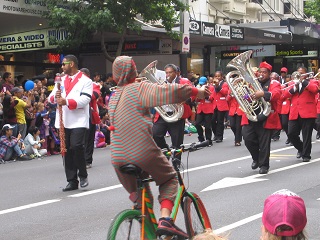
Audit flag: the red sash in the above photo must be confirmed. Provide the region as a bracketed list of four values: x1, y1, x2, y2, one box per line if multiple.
[64, 72, 82, 96]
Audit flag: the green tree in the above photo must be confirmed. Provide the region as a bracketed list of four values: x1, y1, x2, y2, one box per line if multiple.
[304, 0, 320, 22]
[44, 0, 187, 62]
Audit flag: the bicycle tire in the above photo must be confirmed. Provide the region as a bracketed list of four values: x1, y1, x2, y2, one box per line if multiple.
[183, 192, 212, 237]
[107, 209, 156, 240]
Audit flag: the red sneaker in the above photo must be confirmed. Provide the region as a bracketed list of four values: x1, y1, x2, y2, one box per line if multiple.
[156, 217, 188, 238]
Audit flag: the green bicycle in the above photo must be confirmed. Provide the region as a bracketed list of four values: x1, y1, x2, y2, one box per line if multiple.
[107, 141, 212, 240]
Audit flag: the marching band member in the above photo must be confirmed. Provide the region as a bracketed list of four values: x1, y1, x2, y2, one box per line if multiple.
[227, 89, 243, 146]
[48, 55, 93, 191]
[194, 76, 214, 146]
[152, 64, 193, 161]
[283, 66, 318, 162]
[242, 61, 281, 174]
[211, 71, 229, 143]
[280, 74, 292, 145]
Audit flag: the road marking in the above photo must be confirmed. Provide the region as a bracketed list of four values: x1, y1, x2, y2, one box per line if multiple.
[0, 144, 316, 216]
[0, 199, 61, 215]
[68, 184, 122, 198]
[215, 213, 262, 234]
[202, 158, 320, 192]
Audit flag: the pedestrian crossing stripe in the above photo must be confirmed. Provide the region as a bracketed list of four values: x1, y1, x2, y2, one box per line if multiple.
[270, 154, 295, 157]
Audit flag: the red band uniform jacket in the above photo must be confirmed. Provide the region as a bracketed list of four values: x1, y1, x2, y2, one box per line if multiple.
[241, 79, 282, 130]
[282, 79, 318, 120]
[196, 85, 214, 114]
[212, 81, 229, 111]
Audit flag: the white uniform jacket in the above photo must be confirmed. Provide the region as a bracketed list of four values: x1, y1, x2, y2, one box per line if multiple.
[48, 71, 93, 129]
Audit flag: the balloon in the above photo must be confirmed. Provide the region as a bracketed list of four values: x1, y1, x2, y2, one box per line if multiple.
[25, 80, 34, 91]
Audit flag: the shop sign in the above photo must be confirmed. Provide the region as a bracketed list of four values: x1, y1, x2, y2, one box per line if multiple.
[0, 28, 68, 53]
[181, 33, 190, 53]
[230, 27, 244, 40]
[0, 0, 48, 17]
[240, 45, 275, 57]
[215, 24, 230, 39]
[189, 20, 201, 35]
[308, 50, 318, 57]
[202, 22, 215, 37]
[221, 50, 246, 59]
[276, 49, 308, 56]
[160, 39, 172, 54]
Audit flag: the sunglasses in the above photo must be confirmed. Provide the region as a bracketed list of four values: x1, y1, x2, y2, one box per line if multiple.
[61, 61, 71, 66]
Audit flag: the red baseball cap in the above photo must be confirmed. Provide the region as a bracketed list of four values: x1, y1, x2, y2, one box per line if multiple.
[262, 189, 307, 237]
[281, 67, 288, 73]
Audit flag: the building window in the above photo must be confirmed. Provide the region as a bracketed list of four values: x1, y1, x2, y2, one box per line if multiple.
[284, 2, 291, 14]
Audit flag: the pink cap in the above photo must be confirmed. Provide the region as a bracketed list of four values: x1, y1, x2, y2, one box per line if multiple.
[281, 67, 288, 73]
[262, 189, 307, 237]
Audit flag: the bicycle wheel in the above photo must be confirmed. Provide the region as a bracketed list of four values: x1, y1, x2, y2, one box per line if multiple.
[183, 192, 212, 237]
[107, 209, 156, 240]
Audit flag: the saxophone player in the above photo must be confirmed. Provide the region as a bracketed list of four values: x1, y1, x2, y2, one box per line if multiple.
[241, 61, 281, 174]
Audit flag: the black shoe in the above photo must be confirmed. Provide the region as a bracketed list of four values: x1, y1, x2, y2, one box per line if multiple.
[251, 161, 259, 170]
[208, 140, 213, 147]
[285, 139, 290, 144]
[212, 137, 217, 141]
[302, 158, 310, 162]
[296, 151, 302, 159]
[62, 183, 78, 192]
[272, 137, 280, 141]
[317, 133, 320, 139]
[156, 218, 188, 238]
[80, 178, 89, 188]
[259, 167, 269, 174]
[215, 139, 223, 143]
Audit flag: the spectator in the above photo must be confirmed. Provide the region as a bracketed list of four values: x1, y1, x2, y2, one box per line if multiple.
[99, 108, 110, 145]
[94, 126, 107, 148]
[2, 72, 14, 94]
[0, 124, 30, 161]
[24, 126, 47, 158]
[2, 95, 18, 137]
[193, 228, 227, 240]
[11, 86, 33, 138]
[261, 189, 307, 240]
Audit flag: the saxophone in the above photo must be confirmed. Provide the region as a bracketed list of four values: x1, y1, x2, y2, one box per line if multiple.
[225, 50, 271, 122]
[139, 60, 184, 123]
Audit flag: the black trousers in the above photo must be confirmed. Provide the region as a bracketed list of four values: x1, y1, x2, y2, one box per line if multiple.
[64, 128, 88, 184]
[153, 117, 185, 150]
[288, 117, 315, 159]
[84, 122, 96, 165]
[229, 114, 242, 143]
[211, 109, 227, 140]
[195, 112, 213, 142]
[242, 121, 273, 168]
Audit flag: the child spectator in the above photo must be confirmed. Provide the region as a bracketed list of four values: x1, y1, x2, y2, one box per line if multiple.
[99, 109, 110, 145]
[24, 126, 47, 158]
[34, 102, 49, 150]
[261, 189, 307, 240]
[0, 124, 30, 161]
[94, 126, 107, 148]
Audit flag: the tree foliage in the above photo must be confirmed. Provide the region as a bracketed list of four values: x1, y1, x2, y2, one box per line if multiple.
[304, 0, 320, 23]
[44, 0, 187, 62]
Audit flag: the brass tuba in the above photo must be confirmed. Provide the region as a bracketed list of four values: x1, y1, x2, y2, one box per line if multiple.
[139, 60, 184, 122]
[225, 50, 271, 122]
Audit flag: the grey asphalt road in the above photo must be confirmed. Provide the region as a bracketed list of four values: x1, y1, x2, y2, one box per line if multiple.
[1, 128, 319, 240]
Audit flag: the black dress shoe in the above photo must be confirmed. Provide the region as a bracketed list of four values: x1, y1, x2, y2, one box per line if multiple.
[296, 151, 302, 158]
[251, 161, 259, 170]
[285, 139, 290, 145]
[302, 158, 310, 162]
[215, 139, 223, 143]
[259, 167, 269, 174]
[62, 183, 78, 192]
[80, 178, 89, 188]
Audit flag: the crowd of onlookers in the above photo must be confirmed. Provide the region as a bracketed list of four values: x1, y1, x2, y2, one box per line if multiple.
[0, 71, 116, 163]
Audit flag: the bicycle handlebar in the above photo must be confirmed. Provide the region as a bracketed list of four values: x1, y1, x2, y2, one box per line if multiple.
[162, 140, 209, 158]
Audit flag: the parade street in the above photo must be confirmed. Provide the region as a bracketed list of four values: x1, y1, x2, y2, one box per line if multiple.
[1, 128, 320, 240]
